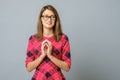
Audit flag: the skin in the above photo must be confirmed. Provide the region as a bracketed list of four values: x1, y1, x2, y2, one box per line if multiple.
[26, 9, 70, 72]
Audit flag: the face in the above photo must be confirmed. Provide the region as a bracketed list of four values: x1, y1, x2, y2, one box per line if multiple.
[41, 9, 56, 29]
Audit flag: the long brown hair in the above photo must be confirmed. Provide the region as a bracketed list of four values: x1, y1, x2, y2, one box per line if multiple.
[35, 5, 63, 41]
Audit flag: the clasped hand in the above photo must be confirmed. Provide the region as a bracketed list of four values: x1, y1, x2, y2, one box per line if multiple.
[41, 40, 52, 57]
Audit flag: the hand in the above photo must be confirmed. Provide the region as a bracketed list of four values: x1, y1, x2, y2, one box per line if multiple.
[41, 40, 48, 57]
[45, 40, 53, 57]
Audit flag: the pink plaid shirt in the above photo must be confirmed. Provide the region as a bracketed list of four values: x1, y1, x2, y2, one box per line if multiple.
[25, 34, 71, 80]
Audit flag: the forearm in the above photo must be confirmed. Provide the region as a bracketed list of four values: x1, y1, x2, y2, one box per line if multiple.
[26, 55, 45, 72]
[48, 55, 70, 72]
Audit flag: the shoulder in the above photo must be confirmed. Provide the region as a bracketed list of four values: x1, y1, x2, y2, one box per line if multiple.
[60, 33, 70, 47]
[61, 33, 69, 41]
[28, 34, 36, 41]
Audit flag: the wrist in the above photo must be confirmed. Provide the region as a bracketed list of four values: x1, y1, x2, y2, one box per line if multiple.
[48, 54, 53, 59]
[41, 53, 46, 58]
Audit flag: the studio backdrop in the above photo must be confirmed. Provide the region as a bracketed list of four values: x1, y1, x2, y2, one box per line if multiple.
[0, 0, 120, 80]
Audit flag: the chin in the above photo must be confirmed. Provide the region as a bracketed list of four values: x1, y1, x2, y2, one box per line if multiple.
[46, 26, 53, 29]
[46, 25, 54, 28]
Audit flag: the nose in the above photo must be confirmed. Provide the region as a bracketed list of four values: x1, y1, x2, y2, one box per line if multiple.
[48, 17, 52, 21]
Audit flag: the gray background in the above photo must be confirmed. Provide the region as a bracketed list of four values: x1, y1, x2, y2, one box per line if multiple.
[0, 0, 120, 80]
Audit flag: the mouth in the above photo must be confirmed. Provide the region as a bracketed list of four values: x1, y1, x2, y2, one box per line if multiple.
[46, 22, 53, 25]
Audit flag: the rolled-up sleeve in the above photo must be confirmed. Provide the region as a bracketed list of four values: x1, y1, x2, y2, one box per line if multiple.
[25, 36, 35, 67]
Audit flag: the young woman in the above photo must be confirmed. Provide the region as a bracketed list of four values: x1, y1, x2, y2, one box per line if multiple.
[25, 5, 71, 80]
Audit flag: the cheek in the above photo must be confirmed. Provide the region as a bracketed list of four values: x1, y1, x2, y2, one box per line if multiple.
[41, 21, 46, 26]
[52, 21, 55, 26]
[42, 21, 45, 25]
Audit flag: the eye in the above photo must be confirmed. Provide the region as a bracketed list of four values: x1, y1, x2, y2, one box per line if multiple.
[45, 16, 49, 18]
[41, 15, 55, 21]
[51, 16, 55, 18]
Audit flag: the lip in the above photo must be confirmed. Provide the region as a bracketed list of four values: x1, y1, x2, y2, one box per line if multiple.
[46, 22, 53, 25]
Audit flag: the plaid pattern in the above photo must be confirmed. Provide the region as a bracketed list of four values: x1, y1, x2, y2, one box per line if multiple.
[25, 34, 71, 80]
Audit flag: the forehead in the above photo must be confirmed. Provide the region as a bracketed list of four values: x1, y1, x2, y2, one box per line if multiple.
[42, 9, 54, 15]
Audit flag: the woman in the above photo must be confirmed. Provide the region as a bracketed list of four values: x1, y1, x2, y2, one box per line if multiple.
[25, 5, 71, 80]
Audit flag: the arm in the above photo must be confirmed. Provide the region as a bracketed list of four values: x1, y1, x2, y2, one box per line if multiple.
[46, 38, 71, 72]
[48, 55, 70, 72]
[26, 39, 48, 72]
[26, 54, 45, 72]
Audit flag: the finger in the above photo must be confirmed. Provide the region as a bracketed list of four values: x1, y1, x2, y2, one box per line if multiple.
[46, 40, 52, 45]
[42, 40, 48, 45]
[45, 42, 49, 47]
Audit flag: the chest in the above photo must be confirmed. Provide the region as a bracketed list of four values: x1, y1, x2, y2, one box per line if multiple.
[32, 40, 63, 59]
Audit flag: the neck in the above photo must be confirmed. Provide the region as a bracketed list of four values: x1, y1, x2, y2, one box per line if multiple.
[43, 28, 54, 37]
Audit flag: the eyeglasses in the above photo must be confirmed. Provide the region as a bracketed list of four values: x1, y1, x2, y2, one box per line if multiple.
[41, 15, 56, 21]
